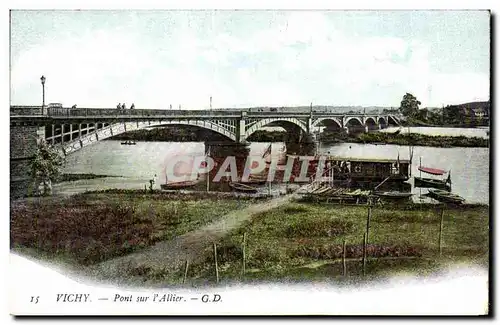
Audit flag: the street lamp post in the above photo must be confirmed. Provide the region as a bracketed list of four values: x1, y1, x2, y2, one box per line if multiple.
[210, 96, 213, 117]
[40, 75, 46, 115]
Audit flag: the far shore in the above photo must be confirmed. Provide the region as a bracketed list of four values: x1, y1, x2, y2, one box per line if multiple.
[56, 173, 120, 183]
[103, 127, 489, 148]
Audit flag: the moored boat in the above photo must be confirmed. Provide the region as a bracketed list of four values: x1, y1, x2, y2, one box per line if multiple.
[415, 164, 452, 191]
[426, 189, 465, 204]
[313, 186, 332, 194]
[374, 191, 413, 200]
[417, 166, 446, 175]
[414, 177, 451, 191]
[229, 182, 258, 193]
[121, 140, 137, 145]
[242, 174, 269, 185]
[160, 180, 199, 190]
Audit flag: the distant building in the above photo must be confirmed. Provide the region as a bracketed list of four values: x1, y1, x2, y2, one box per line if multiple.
[443, 101, 490, 126]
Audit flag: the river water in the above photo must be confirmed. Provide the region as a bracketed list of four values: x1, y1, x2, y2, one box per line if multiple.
[56, 127, 489, 204]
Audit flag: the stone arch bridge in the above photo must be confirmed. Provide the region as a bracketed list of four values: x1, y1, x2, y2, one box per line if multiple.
[10, 106, 401, 197]
[11, 106, 401, 157]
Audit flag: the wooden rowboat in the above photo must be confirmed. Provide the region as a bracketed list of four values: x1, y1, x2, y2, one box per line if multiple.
[415, 165, 452, 191]
[160, 180, 198, 190]
[418, 166, 446, 175]
[426, 189, 465, 204]
[374, 191, 413, 200]
[229, 182, 258, 193]
[414, 177, 451, 191]
[241, 174, 269, 185]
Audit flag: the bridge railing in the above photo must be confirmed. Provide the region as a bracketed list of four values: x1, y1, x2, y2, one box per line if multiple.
[10, 106, 44, 116]
[46, 107, 242, 118]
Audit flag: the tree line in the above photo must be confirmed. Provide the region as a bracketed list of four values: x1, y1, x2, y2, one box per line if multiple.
[398, 93, 489, 127]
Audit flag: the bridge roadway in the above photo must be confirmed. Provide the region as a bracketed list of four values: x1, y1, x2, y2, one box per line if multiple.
[11, 106, 400, 119]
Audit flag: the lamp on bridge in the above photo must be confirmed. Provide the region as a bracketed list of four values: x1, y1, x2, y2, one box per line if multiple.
[40, 75, 46, 115]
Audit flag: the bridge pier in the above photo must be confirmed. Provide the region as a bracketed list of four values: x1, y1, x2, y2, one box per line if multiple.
[236, 111, 247, 143]
[10, 124, 46, 198]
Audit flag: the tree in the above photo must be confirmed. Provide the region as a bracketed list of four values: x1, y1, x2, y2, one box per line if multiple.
[399, 93, 421, 118]
[443, 105, 461, 125]
[30, 140, 65, 196]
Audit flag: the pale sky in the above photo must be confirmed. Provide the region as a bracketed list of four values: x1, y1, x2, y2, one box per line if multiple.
[10, 10, 490, 109]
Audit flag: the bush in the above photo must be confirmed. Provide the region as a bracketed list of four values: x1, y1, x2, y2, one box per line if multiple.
[292, 243, 423, 260]
[10, 202, 156, 265]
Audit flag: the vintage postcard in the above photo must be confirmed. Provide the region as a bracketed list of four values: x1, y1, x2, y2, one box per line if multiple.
[9, 9, 490, 316]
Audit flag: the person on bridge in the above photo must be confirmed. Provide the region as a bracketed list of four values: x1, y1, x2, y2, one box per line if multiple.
[130, 103, 135, 109]
[122, 103, 127, 110]
[71, 104, 77, 109]
[117, 103, 122, 109]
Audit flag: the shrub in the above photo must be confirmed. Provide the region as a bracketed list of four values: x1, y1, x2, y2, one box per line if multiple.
[282, 206, 309, 214]
[10, 202, 156, 265]
[292, 243, 423, 260]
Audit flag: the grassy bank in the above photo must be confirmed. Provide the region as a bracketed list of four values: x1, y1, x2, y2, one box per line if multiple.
[10, 192, 253, 266]
[319, 131, 489, 148]
[10, 192, 489, 285]
[56, 173, 118, 183]
[178, 202, 488, 285]
[235, 129, 489, 148]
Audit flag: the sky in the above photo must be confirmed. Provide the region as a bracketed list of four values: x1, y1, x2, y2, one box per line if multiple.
[10, 10, 490, 109]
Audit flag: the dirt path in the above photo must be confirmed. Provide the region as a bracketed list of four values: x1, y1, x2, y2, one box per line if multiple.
[88, 193, 299, 283]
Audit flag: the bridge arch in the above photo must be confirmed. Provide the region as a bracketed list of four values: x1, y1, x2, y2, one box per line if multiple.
[345, 116, 363, 126]
[378, 117, 388, 128]
[365, 117, 377, 125]
[57, 120, 236, 156]
[244, 117, 308, 140]
[364, 116, 378, 131]
[312, 117, 343, 130]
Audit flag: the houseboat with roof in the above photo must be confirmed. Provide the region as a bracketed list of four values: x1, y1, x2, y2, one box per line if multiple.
[281, 155, 411, 191]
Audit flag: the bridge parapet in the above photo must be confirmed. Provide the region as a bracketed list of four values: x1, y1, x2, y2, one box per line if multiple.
[11, 106, 43, 116]
[46, 107, 243, 118]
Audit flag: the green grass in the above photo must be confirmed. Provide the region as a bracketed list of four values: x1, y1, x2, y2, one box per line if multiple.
[10, 193, 489, 286]
[183, 202, 489, 284]
[10, 192, 250, 266]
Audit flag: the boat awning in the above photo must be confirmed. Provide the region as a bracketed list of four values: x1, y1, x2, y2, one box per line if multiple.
[286, 155, 410, 164]
[418, 166, 447, 175]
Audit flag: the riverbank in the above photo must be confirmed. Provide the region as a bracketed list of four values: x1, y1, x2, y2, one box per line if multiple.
[182, 201, 488, 285]
[318, 131, 489, 148]
[228, 129, 489, 148]
[10, 192, 254, 266]
[10, 191, 488, 286]
[57, 173, 118, 183]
